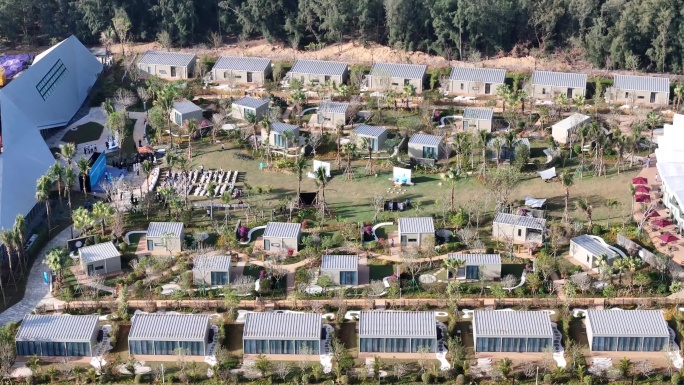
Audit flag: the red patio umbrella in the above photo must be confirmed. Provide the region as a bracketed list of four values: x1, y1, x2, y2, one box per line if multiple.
[645, 211, 661, 218]
[632, 177, 648, 185]
[635, 194, 651, 203]
[635, 185, 651, 193]
[659, 234, 680, 243]
[652, 219, 673, 228]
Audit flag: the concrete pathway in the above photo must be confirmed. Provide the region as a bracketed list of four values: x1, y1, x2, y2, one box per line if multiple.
[0, 227, 69, 325]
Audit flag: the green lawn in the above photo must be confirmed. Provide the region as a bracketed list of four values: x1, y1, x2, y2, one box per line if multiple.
[369, 264, 395, 281]
[190, 139, 638, 225]
[61, 122, 104, 144]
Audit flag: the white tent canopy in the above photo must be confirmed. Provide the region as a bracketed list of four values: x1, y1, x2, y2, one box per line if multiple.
[525, 197, 547, 208]
[538, 167, 557, 180]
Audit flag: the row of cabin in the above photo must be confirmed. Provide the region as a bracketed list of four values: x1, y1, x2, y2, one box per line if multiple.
[15, 309, 671, 360]
[135, 51, 672, 104]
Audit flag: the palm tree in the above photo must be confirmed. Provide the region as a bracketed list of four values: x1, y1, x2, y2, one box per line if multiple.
[674, 83, 684, 112]
[626, 255, 643, 290]
[155, 84, 178, 147]
[452, 132, 468, 169]
[291, 88, 306, 126]
[48, 163, 65, 206]
[43, 247, 69, 289]
[207, 181, 218, 221]
[335, 124, 344, 170]
[341, 142, 357, 180]
[440, 169, 461, 212]
[560, 173, 574, 223]
[141, 159, 154, 193]
[76, 156, 91, 198]
[184, 118, 199, 160]
[361, 137, 374, 175]
[101, 98, 115, 117]
[13, 214, 27, 268]
[64, 166, 76, 211]
[59, 142, 76, 165]
[72, 207, 95, 236]
[0, 229, 18, 284]
[645, 111, 662, 151]
[629, 122, 643, 168]
[261, 117, 272, 167]
[293, 156, 307, 200]
[575, 196, 594, 231]
[444, 258, 465, 280]
[477, 130, 491, 174]
[35, 175, 53, 234]
[613, 258, 626, 286]
[92, 201, 113, 236]
[402, 83, 416, 109]
[503, 130, 516, 161]
[496, 84, 511, 113]
[245, 112, 260, 152]
[595, 254, 610, 281]
[314, 166, 328, 208]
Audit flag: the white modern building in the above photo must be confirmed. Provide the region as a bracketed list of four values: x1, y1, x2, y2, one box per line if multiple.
[656, 114, 684, 233]
[0, 36, 103, 231]
[586, 310, 670, 352]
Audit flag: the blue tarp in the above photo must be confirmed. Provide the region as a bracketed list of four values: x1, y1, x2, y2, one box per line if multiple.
[0, 54, 33, 79]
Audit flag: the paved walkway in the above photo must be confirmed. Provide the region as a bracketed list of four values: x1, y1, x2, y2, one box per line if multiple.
[0, 227, 70, 325]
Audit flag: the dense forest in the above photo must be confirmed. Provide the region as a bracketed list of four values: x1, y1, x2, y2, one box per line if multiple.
[1, 0, 683, 72]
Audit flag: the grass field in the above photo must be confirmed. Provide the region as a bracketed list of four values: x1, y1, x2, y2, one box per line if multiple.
[61, 122, 104, 144]
[190, 138, 638, 225]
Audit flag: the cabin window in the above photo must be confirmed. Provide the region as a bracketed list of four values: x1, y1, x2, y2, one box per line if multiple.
[542, 88, 547, 95]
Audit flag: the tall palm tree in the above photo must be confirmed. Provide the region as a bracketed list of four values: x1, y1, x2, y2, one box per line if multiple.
[0, 229, 18, 285]
[477, 130, 491, 174]
[43, 247, 69, 289]
[245, 112, 260, 152]
[575, 197, 594, 231]
[35, 175, 53, 235]
[360, 137, 374, 175]
[293, 156, 307, 200]
[76, 156, 91, 198]
[625, 255, 643, 290]
[645, 111, 663, 151]
[314, 166, 328, 208]
[335, 124, 344, 170]
[496, 84, 511, 113]
[674, 83, 684, 112]
[92, 201, 113, 235]
[48, 163, 65, 206]
[184, 119, 199, 160]
[13, 214, 27, 268]
[72, 207, 95, 236]
[64, 166, 76, 211]
[59, 142, 76, 165]
[155, 84, 178, 147]
[211, 113, 224, 144]
[629, 122, 643, 168]
[141, 159, 154, 193]
[560, 173, 574, 223]
[261, 117, 272, 167]
[440, 169, 461, 212]
[503, 130, 516, 161]
[613, 258, 626, 286]
[341, 142, 357, 180]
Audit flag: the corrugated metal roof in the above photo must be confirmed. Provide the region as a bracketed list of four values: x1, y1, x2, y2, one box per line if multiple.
[571, 234, 618, 259]
[552, 113, 590, 132]
[409, 133, 442, 147]
[147, 222, 184, 238]
[213, 56, 271, 72]
[614, 74, 669, 93]
[192, 255, 232, 272]
[586, 310, 669, 337]
[289, 60, 348, 76]
[319, 101, 349, 114]
[271, 122, 298, 134]
[79, 241, 120, 264]
[129, 314, 209, 341]
[359, 311, 436, 338]
[463, 107, 494, 121]
[493, 212, 546, 231]
[370, 63, 426, 80]
[353, 124, 387, 138]
[532, 71, 587, 88]
[473, 311, 553, 337]
[449, 67, 506, 83]
[233, 97, 268, 109]
[243, 312, 322, 339]
[173, 100, 202, 114]
[263, 222, 301, 238]
[398, 217, 435, 234]
[138, 51, 195, 67]
[446, 253, 501, 266]
[16, 314, 99, 342]
[321, 255, 358, 271]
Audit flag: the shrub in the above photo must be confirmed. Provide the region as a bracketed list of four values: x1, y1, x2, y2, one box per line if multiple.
[134, 374, 143, 384]
[339, 374, 349, 384]
[301, 374, 310, 384]
[543, 374, 552, 385]
[592, 225, 603, 235]
[657, 374, 665, 382]
[455, 374, 465, 385]
[672, 373, 681, 385]
[584, 375, 594, 385]
[422, 372, 433, 384]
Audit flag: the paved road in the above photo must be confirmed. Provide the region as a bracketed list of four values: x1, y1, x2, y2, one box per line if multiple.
[0, 227, 69, 325]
